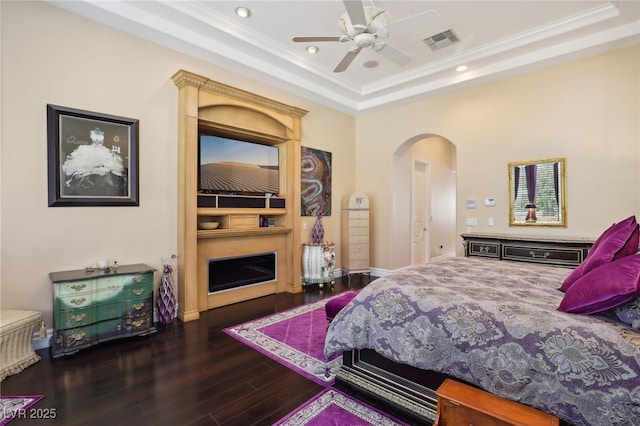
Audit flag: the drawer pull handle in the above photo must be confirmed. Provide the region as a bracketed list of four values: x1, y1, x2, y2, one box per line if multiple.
[69, 283, 86, 292]
[529, 251, 550, 259]
[132, 303, 144, 310]
[132, 276, 144, 283]
[70, 298, 87, 305]
[132, 288, 145, 296]
[132, 319, 144, 327]
[71, 332, 85, 341]
[71, 314, 86, 322]
[479, 246, 490, 253]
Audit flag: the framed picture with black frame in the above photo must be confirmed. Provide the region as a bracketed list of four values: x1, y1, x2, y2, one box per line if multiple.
[47, 104, 139, 207]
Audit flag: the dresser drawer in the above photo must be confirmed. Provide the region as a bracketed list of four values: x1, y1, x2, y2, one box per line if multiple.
[502, 244, 584, 266]
[96, 300, 124, 320]
[57, 293, 95, 310]
[349, 226, 369, 236]
[348, 219, 369, 228]
[56, 306, 95, 328]
[345, 210, 368, 220]
[94, 318, 126, 341]
[348, 235, 369, 244]
[55, 280, 95, 296]
[121, 313, 153, 336]
[124, 280, 153, 299]
[57, 285, 122, 310]
[348, 244, 369, 257]
[468, 240, 500, 258]
[347, 259, 369, 269]
[124, 297, 152, 317]
[54, 324, 96, 351]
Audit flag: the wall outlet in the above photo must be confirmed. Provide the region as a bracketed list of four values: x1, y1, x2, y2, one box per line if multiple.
[466, 218, 478, 226]
[488, 217, 495, 226]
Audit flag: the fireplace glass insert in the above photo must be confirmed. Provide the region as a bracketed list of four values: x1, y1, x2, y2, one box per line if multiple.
[208, 252, 277, 293]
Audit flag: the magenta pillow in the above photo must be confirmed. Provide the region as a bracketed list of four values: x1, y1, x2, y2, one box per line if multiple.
[559, 216, 639, 292]
[558, 254, 640, 314]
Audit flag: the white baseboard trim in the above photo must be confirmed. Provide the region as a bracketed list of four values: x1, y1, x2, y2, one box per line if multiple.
[33, 328, 54, 351]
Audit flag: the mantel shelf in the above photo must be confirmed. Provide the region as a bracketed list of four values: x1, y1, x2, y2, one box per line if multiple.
[197, 227, 292, 239]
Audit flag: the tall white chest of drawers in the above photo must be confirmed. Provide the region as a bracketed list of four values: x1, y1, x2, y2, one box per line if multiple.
[342, 192, 370, 278]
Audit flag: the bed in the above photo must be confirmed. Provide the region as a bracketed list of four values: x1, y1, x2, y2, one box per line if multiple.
[324, 256, 640, 426]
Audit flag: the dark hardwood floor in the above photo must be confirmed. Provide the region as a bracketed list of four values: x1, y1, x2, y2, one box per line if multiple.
[1, 275, 373, 426]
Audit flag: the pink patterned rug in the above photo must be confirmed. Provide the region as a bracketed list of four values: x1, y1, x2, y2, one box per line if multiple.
[0, 395, 45, 425]
[224, 297, 342, 386]
[273, 388, 409, 426]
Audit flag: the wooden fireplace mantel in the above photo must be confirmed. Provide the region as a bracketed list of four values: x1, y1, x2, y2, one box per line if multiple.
[172, 70, 308, 321]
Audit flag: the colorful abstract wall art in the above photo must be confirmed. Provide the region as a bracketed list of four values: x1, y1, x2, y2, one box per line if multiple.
[301, 147, 332, 217]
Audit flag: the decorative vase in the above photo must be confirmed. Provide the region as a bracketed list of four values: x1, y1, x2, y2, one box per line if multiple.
[311, 215, 324, 244]
[157, 261, 176, 324]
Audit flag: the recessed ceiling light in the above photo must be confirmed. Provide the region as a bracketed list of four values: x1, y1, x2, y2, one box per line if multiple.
[363, 61, 378, 68]
[235, 7, 251, 18]
[456, 65, 468, 72]
[306, 46, 319, 54]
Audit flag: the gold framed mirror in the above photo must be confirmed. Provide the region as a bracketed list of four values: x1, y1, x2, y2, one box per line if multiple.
[509, 157, 566, 227]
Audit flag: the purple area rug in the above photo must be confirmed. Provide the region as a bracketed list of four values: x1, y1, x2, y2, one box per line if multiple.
[0, 396, 45, 425]
[273, 388, 409, 426]
[224, 297, 342, 385]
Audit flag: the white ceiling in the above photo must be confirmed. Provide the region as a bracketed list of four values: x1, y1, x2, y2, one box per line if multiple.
[49, 0, 640, 114]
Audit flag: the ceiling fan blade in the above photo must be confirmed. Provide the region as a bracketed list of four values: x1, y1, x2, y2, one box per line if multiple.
[385, 9, 440, 37]
[292, 37, 342, 42]
[343, 0, 367, 31]
[375, 43, 411, 66]
[333, 47, 362, 73]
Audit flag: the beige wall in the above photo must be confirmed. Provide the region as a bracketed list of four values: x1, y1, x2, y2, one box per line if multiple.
[356, 46, 640, 269]
[0, 1, 354, 326]
[2, 2, 639, 326]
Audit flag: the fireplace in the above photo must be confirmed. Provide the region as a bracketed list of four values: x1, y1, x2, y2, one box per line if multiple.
[208, 252, 277, 293]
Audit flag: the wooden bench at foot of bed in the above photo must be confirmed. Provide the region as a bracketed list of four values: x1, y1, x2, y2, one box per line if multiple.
[434, 378, 559, 426]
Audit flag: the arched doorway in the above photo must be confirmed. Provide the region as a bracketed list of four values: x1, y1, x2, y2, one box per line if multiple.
[391, 135, 457, 269]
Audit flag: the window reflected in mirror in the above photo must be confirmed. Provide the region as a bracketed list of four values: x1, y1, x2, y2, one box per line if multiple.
[509, 158, 566, 227]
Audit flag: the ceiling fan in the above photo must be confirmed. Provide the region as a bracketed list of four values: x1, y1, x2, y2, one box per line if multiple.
[292, 0, 439, 73]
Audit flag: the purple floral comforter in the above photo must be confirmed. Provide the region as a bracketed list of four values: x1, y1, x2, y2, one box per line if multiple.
[325, 256, 640, 426]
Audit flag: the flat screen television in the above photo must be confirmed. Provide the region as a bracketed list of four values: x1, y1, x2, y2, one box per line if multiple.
[199, 133, 279, 196]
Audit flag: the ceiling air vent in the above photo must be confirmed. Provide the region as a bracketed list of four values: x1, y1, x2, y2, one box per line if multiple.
[423, 29, 460, 51]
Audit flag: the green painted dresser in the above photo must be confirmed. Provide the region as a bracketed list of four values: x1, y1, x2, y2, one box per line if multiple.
[49, 263, 156, 358]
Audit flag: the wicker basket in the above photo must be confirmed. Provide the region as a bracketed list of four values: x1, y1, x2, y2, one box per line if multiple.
[0, 310, 43, 382]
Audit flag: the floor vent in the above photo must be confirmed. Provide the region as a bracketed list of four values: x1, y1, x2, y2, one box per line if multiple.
[423, 29, 460, 51]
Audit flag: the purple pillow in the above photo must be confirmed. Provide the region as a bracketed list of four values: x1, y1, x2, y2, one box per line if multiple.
[559, 216, 639, 292]
[558, 254, 640, 314]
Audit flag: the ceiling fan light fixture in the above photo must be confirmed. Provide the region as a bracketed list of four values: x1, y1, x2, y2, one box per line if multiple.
[363, 61, 378, 68]
[306, 46, 319, 54]
[354, 32, 375, 48]
[235, 7, 251, 18]
[456, 65, 468, 72]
